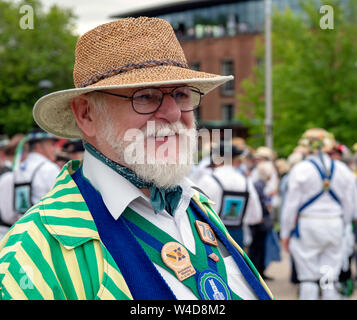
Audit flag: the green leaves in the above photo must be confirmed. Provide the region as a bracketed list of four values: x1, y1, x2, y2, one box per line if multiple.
[237, 0, 357, 157]
[0, 0, 78, 135]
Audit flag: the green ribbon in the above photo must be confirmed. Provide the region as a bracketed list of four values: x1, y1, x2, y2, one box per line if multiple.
[83, 141, 183, 216]
[121, 206, 242, 300]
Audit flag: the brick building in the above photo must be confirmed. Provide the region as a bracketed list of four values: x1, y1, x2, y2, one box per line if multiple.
[111, 0, 300, 137]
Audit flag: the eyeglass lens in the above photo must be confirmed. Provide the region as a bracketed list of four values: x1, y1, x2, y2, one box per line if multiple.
[132, 86, 201, 113]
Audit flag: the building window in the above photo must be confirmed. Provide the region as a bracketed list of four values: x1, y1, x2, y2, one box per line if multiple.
[221, 104, 234, 121]
[220, 60, 234, 95]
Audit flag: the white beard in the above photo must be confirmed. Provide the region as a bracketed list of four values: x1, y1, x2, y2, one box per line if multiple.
[97, 118, 197, 189]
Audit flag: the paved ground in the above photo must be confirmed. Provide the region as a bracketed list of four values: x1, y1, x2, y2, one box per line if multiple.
[263, 250, 357, 300]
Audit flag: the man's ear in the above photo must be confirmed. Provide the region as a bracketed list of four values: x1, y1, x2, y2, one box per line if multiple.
[71, 94, 97, 137]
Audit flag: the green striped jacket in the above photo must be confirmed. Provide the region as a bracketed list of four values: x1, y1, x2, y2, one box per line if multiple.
[0, 160, 273, 300]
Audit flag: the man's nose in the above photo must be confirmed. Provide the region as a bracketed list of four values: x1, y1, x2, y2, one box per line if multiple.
[153, 93, 181, 123]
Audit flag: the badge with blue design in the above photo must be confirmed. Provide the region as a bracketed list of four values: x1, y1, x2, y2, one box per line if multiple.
[197, 270, 232, 300]
[161, 242, 196, 281]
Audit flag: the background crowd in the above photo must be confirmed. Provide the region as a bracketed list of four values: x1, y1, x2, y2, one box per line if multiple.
[189, 129, 357, 300]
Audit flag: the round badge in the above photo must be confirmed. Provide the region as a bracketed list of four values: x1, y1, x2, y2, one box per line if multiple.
[161, 242, 196, 281]
[197, 270, 232, 300]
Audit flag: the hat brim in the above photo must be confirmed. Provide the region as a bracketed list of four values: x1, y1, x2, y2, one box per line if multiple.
[33, 65, 234, 138]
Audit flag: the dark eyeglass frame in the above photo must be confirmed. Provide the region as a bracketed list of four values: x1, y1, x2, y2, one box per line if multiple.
[93, 86, 203, 115]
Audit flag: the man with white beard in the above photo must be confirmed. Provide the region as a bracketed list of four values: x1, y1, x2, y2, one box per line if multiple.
[0, 17, 273, 300]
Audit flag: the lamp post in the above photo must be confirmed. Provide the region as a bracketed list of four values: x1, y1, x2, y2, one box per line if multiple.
[264, 0, 273, 149]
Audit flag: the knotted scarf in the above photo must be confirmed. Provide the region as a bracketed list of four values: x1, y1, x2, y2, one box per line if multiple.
[83, 141, 183, 216]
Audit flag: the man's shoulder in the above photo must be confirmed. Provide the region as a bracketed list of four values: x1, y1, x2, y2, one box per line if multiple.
[0, 205, 50, 268]
[288, 159, 315, 177]
[333, 159, 356, 181]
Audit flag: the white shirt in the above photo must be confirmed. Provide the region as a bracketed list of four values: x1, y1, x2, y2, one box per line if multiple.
[82, 150, 257, 300]
[280, 153, 357, 239]
[195, 165, 263, 226]
[0, 152, 60, 225]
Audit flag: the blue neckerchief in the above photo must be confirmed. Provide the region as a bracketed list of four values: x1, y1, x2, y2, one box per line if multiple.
[83, 141, 183, 216]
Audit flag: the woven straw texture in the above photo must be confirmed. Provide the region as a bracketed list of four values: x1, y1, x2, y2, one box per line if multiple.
[33, 17, 234, 138]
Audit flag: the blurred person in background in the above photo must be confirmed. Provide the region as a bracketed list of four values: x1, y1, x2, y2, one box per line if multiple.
[327, 143, 356, 298]
[0, 134, 27, 176]
[274, 158, 289, 227]
[278, 151, 304, 285]
[280, 128, 357, 300]
[240, 147, 256, 177]
[0, 136, 10, 176]
[279, 152, 304, 208]
[250, 147, 279, 215]
[62, 139, 85, 160]
[195, 144, 262, 250]
[328, 143, 352, 163]
[55, 151, 71, 169]
[275, 158, 289, 181]
[231, 137, 253, 177]
[351, 144, 357, 178]
[249, 160, 279, 280]
[0, 134, 27, 239]
[327, 142, 356, 297]
[55, 139, 85, 168]
[0, 128, 60, 226]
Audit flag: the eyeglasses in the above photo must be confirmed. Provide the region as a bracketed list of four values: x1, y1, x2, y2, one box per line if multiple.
[94, 86, 203, 115]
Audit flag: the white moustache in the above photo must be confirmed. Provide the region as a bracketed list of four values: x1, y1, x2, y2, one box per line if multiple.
[142, 121, 189, 138]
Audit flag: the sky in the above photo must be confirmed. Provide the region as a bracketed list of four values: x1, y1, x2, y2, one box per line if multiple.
[42, 0, 188, 35]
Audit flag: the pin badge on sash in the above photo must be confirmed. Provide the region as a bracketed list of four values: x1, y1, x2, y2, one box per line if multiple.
[208, 253, 219, 262]
[161, 242, 196, 281]
[195, 220, 218, 247]
[197, 270, 232, 300]
[322, 178, 331, 191]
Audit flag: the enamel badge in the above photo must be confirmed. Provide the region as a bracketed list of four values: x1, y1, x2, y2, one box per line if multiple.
[195, 220, 218, 247]
[161, 242, 196, 281]
[197, 270, 232, 300]
[208, 253, 219, 262]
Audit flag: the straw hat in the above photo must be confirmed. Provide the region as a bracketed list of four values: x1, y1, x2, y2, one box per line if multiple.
[33, 17, 233, 138]
[298, 128, 335, 153]
[255, 146, 275, 161]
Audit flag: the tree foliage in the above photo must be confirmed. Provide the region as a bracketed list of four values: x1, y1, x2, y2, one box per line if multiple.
[0, 0, 78, 135]
[237, 0, 357, 157]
